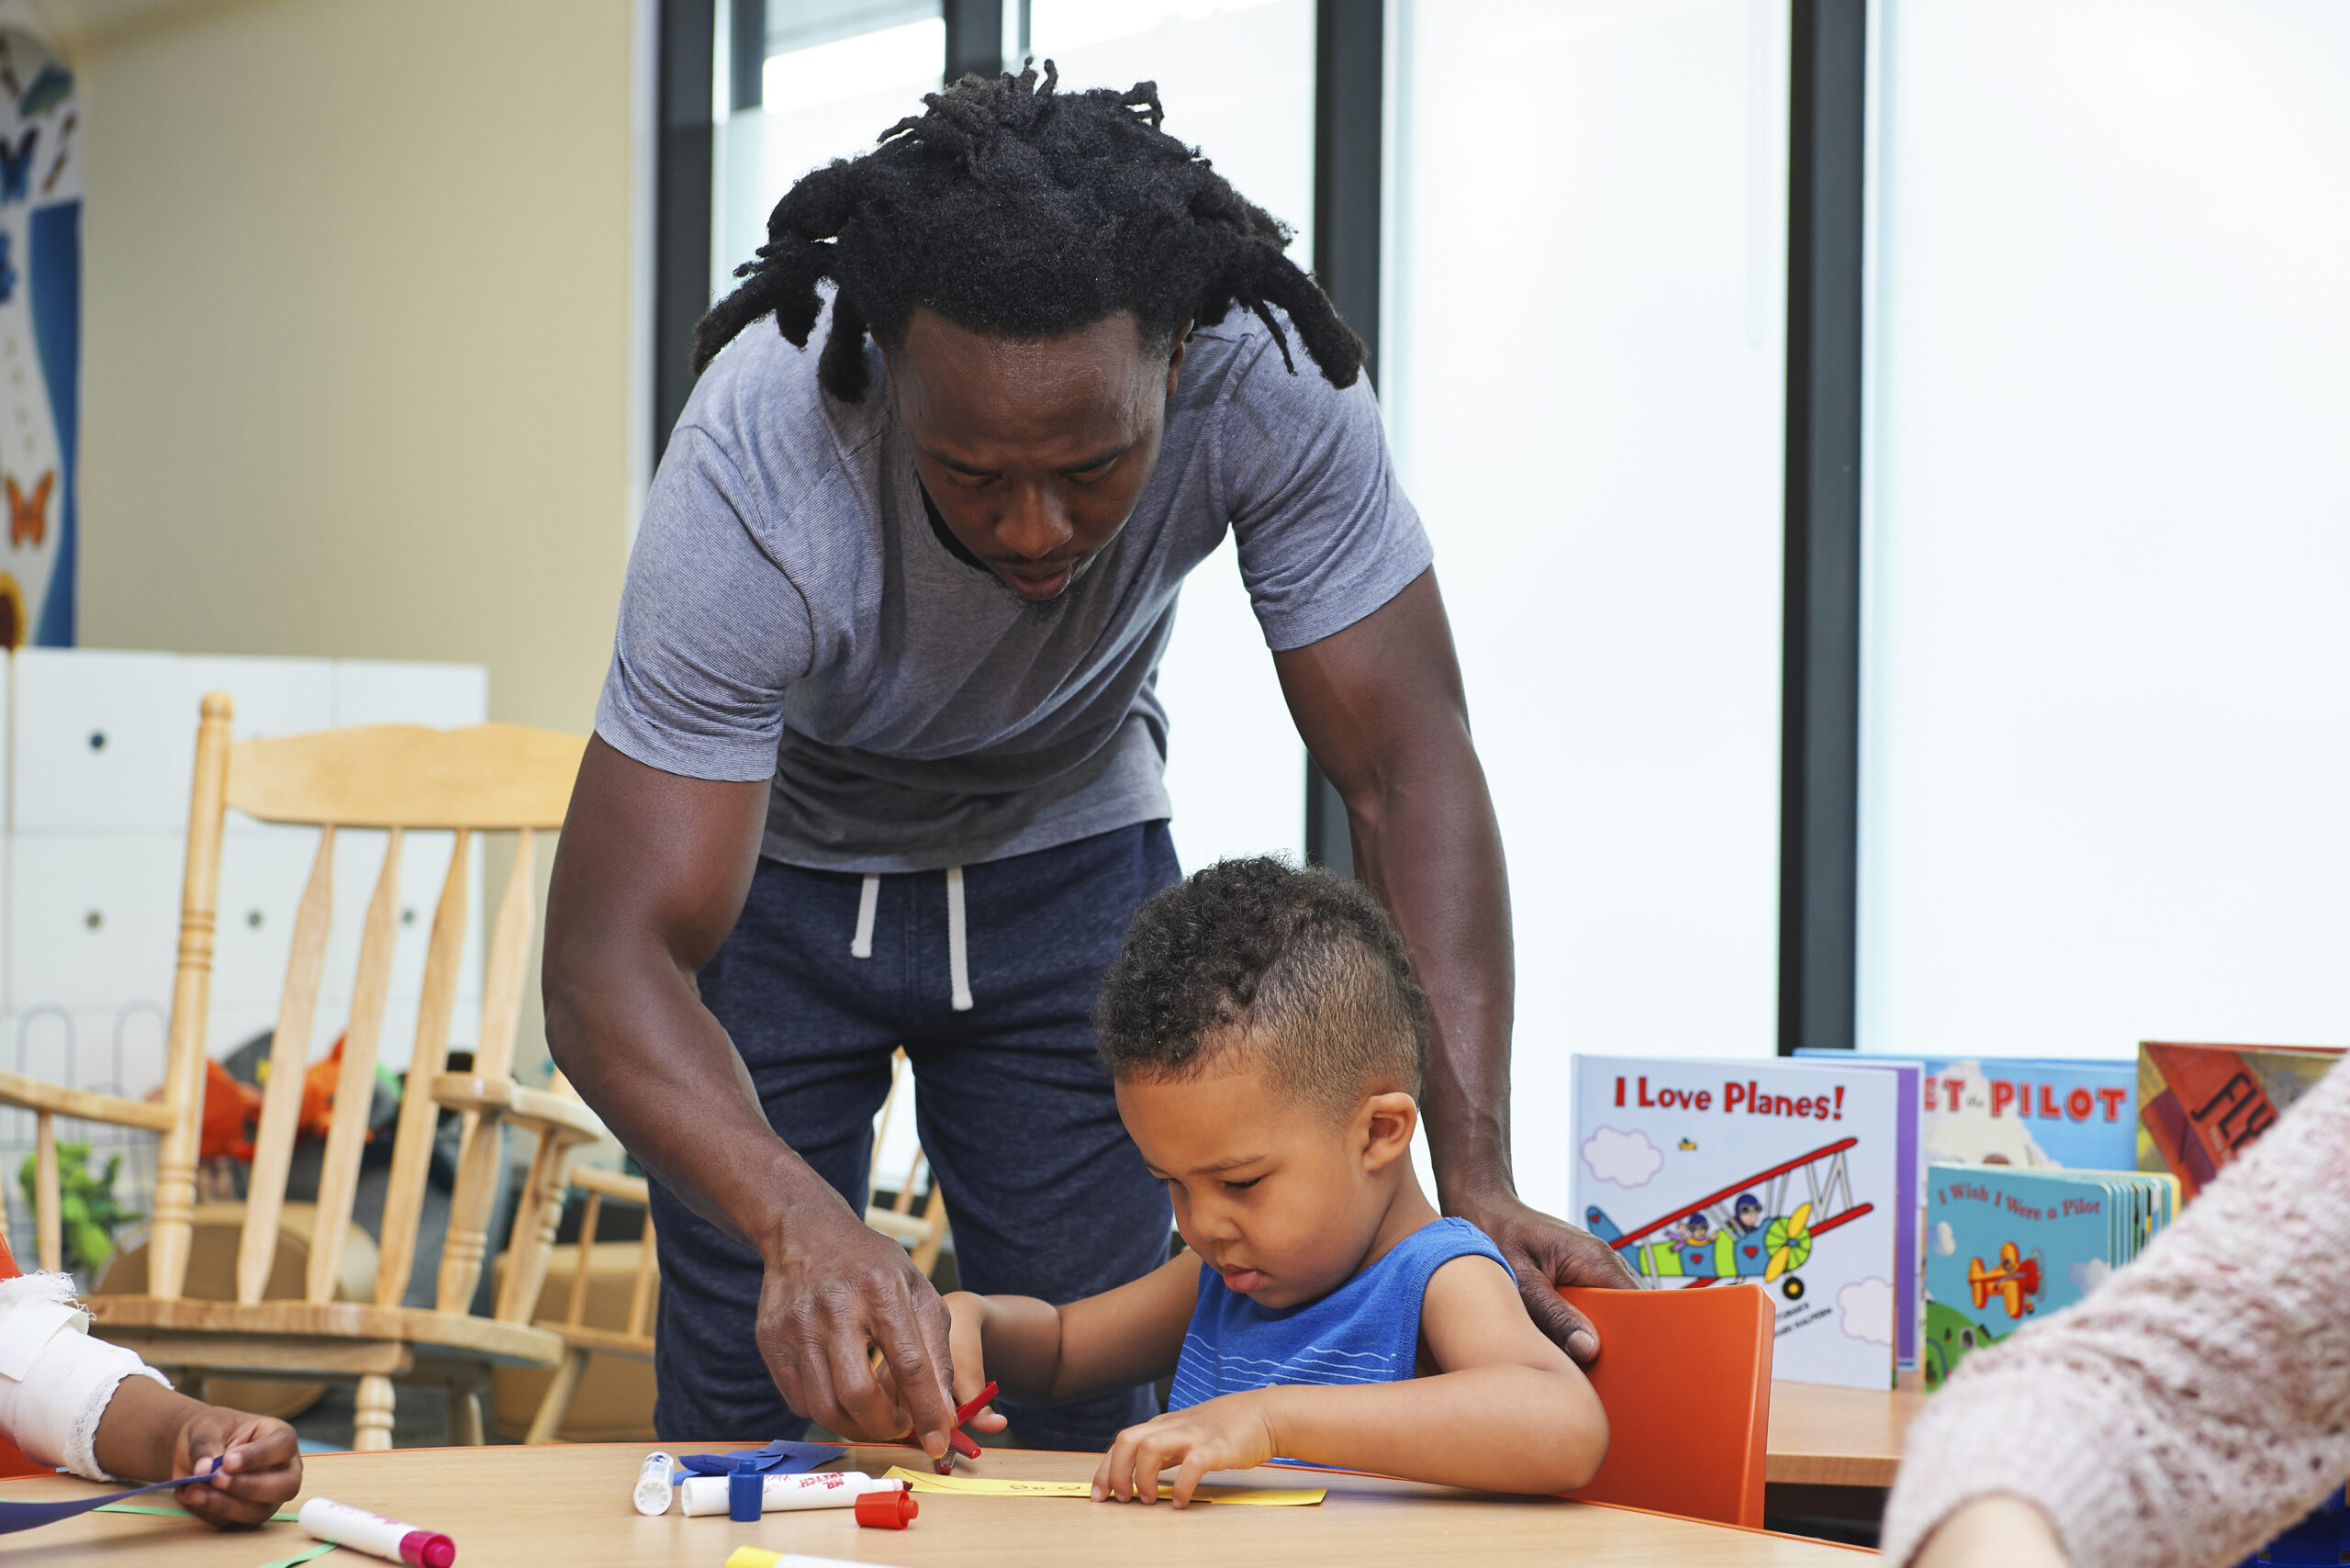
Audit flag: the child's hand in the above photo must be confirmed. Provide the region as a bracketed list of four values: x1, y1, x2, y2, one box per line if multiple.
[1091, 1392, 1277, 1507]
[170, 1407, 301, 1529]
[941, 1291, 1008, 1437]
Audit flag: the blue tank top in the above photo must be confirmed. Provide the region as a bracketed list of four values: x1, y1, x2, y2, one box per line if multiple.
[1167, 1217, 1515, 1409]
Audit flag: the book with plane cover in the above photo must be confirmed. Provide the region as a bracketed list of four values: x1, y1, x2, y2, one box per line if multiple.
[1796, 1050, 2137, 1169]
[1572, 1055, 1912, 1389]
[2137, 1040, 2344, 1203]
[1923, 1164, 2175, 1390]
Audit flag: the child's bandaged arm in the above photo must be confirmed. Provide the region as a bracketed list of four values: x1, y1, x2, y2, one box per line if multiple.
[0, 1277, 170, 1481]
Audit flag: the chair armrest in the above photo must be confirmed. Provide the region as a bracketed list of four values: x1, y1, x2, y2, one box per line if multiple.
[569, 1165, 650, 1205]
[0, 1070, 176, 1132]
[431, 1074, 607, 1147]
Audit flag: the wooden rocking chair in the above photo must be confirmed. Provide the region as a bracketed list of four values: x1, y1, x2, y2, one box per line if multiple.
[4, 693, 600, 1450]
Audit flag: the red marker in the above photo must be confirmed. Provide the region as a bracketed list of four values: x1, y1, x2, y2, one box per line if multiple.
[933, 1380, 999, 1473]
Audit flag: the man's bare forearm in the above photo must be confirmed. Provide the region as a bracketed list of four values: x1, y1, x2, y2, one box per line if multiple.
[544, 946, 832, 1249]
[542, 738, 834, 1251]
[1342, 731, 1518, 1207]
[1275, 571, 1520, 1208]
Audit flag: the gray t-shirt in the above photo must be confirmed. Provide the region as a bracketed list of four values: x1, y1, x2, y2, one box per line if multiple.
[594, 305, 1431, 873]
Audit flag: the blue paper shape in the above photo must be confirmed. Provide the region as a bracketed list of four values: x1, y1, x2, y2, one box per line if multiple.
[674, 1439, 843, 1481]
[0, 1473, 209, 1533]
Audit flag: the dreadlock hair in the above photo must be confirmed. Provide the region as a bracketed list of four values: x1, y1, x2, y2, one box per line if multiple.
[1094, 857, 1428, 1125]
[691, 61, 1365, 401]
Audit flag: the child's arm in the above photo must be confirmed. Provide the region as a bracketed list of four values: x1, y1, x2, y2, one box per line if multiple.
[1092, 1255, 1606, 1506]
[92, 1376, 301, 1529]
[944, 1249, 1202, 1422]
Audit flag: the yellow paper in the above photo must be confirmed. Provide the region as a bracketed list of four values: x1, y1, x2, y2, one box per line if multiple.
[884, 1465, 1324, 1506]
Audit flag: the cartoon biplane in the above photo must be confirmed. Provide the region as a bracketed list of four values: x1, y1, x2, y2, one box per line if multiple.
[1585, 1137, 1876, 1301]
[1965, 1241, 2041, 1319]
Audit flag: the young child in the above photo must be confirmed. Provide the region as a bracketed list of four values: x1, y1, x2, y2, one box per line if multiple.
[942, 857, 1607, 1506]
[0, 1248, 301, 1527]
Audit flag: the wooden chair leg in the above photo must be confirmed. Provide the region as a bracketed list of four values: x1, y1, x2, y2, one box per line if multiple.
[524, 1349, 588, 1446]
[354, 1373, 397, 1451]
[448, 1381, 486, 1448]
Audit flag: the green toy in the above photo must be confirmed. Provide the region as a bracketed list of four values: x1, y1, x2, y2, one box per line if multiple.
[16, 1141, 140, 1276]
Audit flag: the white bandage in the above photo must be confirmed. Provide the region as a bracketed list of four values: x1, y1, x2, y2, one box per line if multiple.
[0, 1272, 167, 1480]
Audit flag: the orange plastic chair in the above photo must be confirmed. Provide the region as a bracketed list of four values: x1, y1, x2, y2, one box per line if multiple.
[1560, 1284, 1774, 1528]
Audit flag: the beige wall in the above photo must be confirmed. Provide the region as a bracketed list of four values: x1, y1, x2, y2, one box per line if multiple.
[62, 0, 639, 1069]
[70, 0, 633, 724]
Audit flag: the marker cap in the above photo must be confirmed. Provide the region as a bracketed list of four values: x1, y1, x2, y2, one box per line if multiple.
[399, 1529, 457, 1568]
[854, 1489, 919, 1529]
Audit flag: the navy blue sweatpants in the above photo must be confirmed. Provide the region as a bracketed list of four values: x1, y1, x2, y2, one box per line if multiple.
[649, 822, 1181, 1450]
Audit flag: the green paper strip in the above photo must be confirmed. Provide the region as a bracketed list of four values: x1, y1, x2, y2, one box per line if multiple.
[95, 1501, 302, 1521]
[250, 1541, 337, 1568]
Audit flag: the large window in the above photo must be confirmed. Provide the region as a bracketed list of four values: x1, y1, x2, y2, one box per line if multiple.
[1386, 0, 1791, 1215]
[1028, 0, 1315, 875]
[1857, 0, 2350, 1061]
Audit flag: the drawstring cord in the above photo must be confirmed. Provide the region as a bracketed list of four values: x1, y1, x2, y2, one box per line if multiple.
[846, 868, 974, 1012]
[946, 868, 973, 1012]
[850, 874, 880, 959]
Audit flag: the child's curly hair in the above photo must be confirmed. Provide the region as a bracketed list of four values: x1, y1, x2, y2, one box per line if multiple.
[1094, 857, 1427, 1120]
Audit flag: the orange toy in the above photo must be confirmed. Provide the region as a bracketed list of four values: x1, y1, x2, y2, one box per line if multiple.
[1559, 1283, 1774, 1529]
[197, 1059, 263, 1163]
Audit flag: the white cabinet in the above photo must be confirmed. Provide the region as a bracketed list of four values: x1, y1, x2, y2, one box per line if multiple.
[13, 650, 186, 832]
[7, 834, 181, 1010]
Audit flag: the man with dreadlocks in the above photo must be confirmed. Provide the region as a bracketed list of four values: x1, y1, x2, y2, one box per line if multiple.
[545, 64, 1635, 1459]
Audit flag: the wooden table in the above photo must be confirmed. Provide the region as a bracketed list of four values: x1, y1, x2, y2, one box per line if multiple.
[1762, 1372, 1926, 1532]
[1766, 1372, 1925, 1488]
[4, 1441, 1873, 1565]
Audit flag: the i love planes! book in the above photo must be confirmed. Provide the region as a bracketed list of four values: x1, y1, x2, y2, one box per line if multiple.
[1922, 1165, 2175, 1390]
[1571, 1056, 1911, 1389]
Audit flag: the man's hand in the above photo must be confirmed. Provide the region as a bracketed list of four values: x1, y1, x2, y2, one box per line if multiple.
[757, 1202, 961, 1456]
[1448, 1186, 1639, 1364]
[1091, 1393, 1277, 1507]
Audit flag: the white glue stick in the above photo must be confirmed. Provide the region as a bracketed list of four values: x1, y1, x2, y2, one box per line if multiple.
[298, 1496, 457, 1568]
[677, 1470, 906, 1518]
[633, 1450, 679, 1516]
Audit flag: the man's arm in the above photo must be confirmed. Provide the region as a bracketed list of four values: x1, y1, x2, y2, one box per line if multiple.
[1272, 568, 1639, 1359]
[543, 736, 960, 1455]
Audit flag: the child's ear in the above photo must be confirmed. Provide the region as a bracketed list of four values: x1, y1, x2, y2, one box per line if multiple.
[1360, 1091, 1419, 1172]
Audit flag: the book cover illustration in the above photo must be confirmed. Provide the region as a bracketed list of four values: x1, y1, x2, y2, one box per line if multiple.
[1572, 1056, 1908, 1389]
[1922, 1166, 2173, 1390]
[1797, 1051, 2136, 1169]
[2137, 1041, 2344, 1202]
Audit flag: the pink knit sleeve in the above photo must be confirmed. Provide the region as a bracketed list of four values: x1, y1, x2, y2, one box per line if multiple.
[1880, 1057, 2350, 1568]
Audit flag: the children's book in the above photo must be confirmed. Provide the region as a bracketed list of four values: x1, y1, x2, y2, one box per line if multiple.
[1572, 1055, 1911, 1390]
[1796, 1051, 2137, 1169]
[2136, 1041, 2344, 1203]
[1922, 1164, 2176, 1390]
